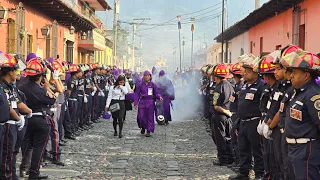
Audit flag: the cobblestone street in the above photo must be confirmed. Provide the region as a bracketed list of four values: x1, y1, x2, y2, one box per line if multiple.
[20, 111, 235, 179]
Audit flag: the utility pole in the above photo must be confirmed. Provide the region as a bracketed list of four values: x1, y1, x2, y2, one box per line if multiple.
[131, 18, 151, 71]
[113, 0, 120, 65]
[191, 17, 195, 68]
[221, 0, 225, 63]
[182, 37, 185, 69]
[177, 15, 182, 72]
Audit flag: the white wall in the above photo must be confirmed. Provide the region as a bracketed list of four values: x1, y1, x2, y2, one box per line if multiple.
[230, 32, 249, 64]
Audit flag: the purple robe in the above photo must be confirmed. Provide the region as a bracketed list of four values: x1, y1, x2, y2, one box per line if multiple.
[156, 77, 175, 121]
[134, 81, 161, 132]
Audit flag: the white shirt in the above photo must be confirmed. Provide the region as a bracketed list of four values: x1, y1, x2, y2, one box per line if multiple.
[106, 85, 129, 107]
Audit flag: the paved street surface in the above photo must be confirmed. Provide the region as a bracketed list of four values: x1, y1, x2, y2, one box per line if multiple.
[19, 111, 235, 179]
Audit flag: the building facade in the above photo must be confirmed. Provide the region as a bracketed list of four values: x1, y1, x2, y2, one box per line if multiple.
[0, 0, 111, 64]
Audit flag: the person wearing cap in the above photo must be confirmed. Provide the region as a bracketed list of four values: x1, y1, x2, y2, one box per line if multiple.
[76, 65, 87, 131]
[134, 71, 163, 137]
[229, 55, 264, 180]
[91, 64, 101, 123]
[211, 64, 235, 166]
[67, 64, 82, 136]
[18, 59, 56, 179]
[0, 53, 32, 179]
[227, 62, 244, 170]
[156, 70, 175, 125]
[280, 51, 320, 179]
[206, 65, 216, 138]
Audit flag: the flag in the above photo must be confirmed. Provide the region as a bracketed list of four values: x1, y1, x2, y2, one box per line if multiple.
[191, 24, 195, 32]
[178, 21, 181, 30]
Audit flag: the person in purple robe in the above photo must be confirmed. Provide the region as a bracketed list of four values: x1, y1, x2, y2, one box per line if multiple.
[134, 71, 162, 137]
[156, 70, 175, 125]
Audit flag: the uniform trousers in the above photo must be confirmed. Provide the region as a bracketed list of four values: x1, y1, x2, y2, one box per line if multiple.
[230, 113, 240, 164]
[77, 95, 84, 127]
[288, 140, 320, 180]
[281, 132, 295, 180]
[271, 126, 284, 180]
[0, 125, 4, 168]
[12, 123, 27, 179]
[238, 119, 264, 176]
[68, 99, 78, 132]
[61, 102, 73, 136]
[84, 94, 92, 125]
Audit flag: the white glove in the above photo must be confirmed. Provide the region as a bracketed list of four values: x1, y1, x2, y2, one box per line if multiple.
[101, 92, 105, 97]
[84, 95, 88, 103]
[263, 125, 272, 139]
[26, 112, 33, 119]
[257, 120, 263, 135]
[17, 115, 25, 131]
[93, 87, 97, 92]
[52, 70, 60, 80]
[105, 85, 110, 91]
[198, 89, 202, 95]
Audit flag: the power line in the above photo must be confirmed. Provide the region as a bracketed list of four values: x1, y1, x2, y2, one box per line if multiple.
[144, 0, 150, 18]
[180, 2, 222, 16]
[235, 0, 247, 22]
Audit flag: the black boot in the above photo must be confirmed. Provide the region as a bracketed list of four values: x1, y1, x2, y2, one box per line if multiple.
[141, 128, 145, 134]
[28, 173, 48, 179]
[146, 131, 151, 137]
[118, 118, 124, 138]
[113, 118, 118, 136]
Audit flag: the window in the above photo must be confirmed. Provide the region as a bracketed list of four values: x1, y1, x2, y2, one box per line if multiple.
[260, 37, 263, 54]
[26, 35, 33, 55]
[7, 19, 16, 54]
[299, 24, 305, 49]
[240, 48, 244, 55]
[276, 45, 282, 50]
[45, 34, 50, 59]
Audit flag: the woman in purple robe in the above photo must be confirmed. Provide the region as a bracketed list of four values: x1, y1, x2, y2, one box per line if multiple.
[134, 71, 162, 137]
[156, 70, 175, 125]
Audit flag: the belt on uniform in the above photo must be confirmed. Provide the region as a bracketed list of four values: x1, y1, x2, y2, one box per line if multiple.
[32, 112, 44, 116]
[77, 94, 83, 97]
[6, 120, 18, 125]
[241, 117, 260, 122]
[261, 113, 267, 116]
[50, 108, 57, 112]
[69, 98, 77, 101]
[280, 128, 284, 134]
[286, 137, 316, 144]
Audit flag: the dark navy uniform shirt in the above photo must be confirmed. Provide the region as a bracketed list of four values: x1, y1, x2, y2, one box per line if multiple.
[19, 80, 56, 113]
[0, 83, 10, 123]
[208, 81, 216, 113]
[92, 72, 99, 88]
[212, 80, 234, 115]
[2, 79, 21, 119]
[284, 80, 320, 139]
[77, 76, 85, 95]
[67, 77, 78, 99]
[61, 80, 68, 100]
[260, 84, 271, 122]
[265, 81, 283, 123]
[277, 81, 293, 129]
[238, 78, 264, 120]
[84, 75, 93, 94]
[230, 80, 244, 113]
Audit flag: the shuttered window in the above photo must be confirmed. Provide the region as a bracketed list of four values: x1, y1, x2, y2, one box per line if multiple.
[52, 21, 58, 58]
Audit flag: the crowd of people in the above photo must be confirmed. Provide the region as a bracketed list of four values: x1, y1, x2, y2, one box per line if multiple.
[199, 44, 320, 180]
[0, 51, 175, 180]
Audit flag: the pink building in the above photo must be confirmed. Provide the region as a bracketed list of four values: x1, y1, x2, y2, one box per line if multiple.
[215, 0, 320, 60]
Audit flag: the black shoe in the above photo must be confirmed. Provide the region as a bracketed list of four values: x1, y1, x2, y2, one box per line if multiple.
[20, 169, 27, 177]
[28, 173, 48, 179]
[119, 133, 123, 138]
[146, 131, 151, 137]
[59, 142, 66, 146]
[228, 173, 249, 180]
[213, 160, 228, 166]
[93, 120, 99, 123]
[114, 131, 118, 136]
[64, 135, 76, 140]
[165, 121, 169, 125]
[227, 162, 238, 168]
[141, 129, 145, 134]
[74, 131, 81, 136]
[61, 139, 68, 143]
[52, 160, 65, 166]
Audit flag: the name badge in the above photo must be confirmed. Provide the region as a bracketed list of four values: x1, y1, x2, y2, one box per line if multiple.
[290, 108, 302, 121]
[273, 92, 280, 101]
[229, 95, 235, 103]
[11, 101, 17, 108]
[148, 88, 153, 96]
[279, 102, 284, 112]
[245, 93, 255, 100]
[266, 101, 271, 109]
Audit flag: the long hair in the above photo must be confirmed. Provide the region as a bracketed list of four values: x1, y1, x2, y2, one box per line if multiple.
[113, 75, 126, 89]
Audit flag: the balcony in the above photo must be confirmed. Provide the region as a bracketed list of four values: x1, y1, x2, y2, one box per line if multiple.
[78, 29, 106, 51]
[84, 0, 112, 11]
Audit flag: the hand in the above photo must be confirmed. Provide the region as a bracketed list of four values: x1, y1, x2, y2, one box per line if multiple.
[223, 110, 232, 117]
[257, 120, 263, 135]
[134, 105, 138, 110]
[53, 70, 60, 80]
[160, 97, 163, 101]
[105, 107, 109, 111]
[263, 125, 272, 139]
[17, 115, 25, 131]
[26, 112, 33, 119]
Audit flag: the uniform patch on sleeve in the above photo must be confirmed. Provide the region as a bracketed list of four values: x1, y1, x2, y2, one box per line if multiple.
[314, 100, 320, 111]
[213, 92, 220, 105]
[71, 84, 74, 88]
[311, 95, 320, 101]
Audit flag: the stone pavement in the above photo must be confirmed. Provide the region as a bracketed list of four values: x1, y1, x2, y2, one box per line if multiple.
[18, 111, 235, 179]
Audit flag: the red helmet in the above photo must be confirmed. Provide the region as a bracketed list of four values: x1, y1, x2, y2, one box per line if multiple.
[0, 53, 19, 68]
[24, 60, 46, 76]
[281, 51, 320, 73]
[259, 54, 275, 74]
[282, 45, 302, 57]
[52, 60, 64, 73]
[231, 62, 242, 75]
[213, 64, 230, 78]
[69, 64, 80, 73]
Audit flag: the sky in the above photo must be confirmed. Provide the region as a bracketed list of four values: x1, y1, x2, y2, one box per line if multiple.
[97, 0, 269, 70]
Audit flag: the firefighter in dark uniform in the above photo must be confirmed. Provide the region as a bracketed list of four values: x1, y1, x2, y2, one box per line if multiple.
[67, 64, 82, 135]
[76, 65, 87, 130]
[91, 64, 101, 123]
[0, 54, 32, 179]
[280, 51, 320, 180]
[0, 81, 9, 169]
[99, 65, 107, 117]
[83, 65, 94, 128]
[199, 65, 210, 121]
[19, 59, 56, 179]
[60, 62, 76, 140]
[229, 56, 265, 180]
[228, 62, 244, 169]
[206, 66, 216, 142]
[211, 64, 235, 166]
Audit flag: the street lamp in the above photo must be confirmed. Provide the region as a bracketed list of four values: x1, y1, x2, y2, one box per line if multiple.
[69, 25, 75, 34]
[81, 31, 87, 40]
[40, 26, 50, 37]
